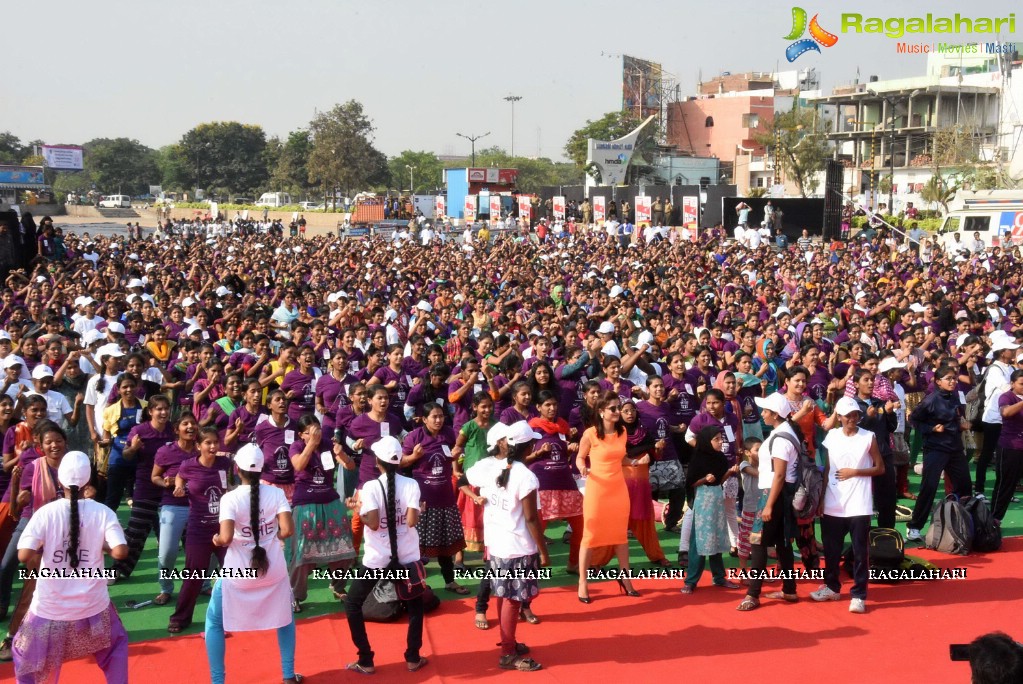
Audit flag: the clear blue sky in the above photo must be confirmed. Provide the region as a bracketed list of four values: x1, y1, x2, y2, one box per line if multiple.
[4, 0, 1016, 160]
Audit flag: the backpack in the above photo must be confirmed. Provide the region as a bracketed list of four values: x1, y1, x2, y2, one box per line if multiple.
[924, 495, 974, 555]
[961, 496, 1002, 552]
[768, 430, 823, 522]
[867, 527, 905, 568]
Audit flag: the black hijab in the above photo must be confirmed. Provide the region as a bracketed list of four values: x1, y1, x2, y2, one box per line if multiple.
[688, 425, 729, 490]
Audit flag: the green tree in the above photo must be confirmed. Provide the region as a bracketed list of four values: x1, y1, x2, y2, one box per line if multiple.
[919, 174, 956, 212]
[563, 111, 657, 175]
[307, 101, 386, 205]
[440, 146, 581, 193]
[178, 122, 268, 195]
[268, 130, 313, 197]
[389, 150, 444, 194]
[754, 105, 831, 198]
[52, 170, 95, 202]
[156, 144, 190, 191]
[0, 132, 27, 164]
[82, 138, 160, 195]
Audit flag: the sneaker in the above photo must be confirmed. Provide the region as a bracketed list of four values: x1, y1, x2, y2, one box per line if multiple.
[905, 528, 922, 541]
[810, 585, 841, 602]
[849, 598, 866, 613]
[974, 493, 987, 500]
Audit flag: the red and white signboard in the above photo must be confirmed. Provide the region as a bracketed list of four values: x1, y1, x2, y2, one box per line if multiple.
[553, 196, 566, 220]
[518, 195, 532, 221]
[1011, 212, 1023, 244]
[489, 194, 502, 219]
[682, 196, 699, 227]
[467, 168, 487, 183]
[464, 195, 476, 221]
[593, 196, 605, 222]
[635, 196, 652, 224]
[435, 195, 446, 217]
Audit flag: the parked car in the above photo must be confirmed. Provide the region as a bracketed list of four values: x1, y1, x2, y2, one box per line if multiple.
[99, 194, 131, 208]
[232, 197, 253, 205]
[255, 192, 292, 208]
[299, 201, 319, 211]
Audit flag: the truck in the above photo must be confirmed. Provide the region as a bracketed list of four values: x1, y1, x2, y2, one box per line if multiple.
[413, 195, 437, 219]
[255, 192, 293, 208]
[936, 190, 1023, 250]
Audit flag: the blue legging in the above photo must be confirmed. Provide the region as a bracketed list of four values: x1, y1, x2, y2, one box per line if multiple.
[204, 581, 296, 684]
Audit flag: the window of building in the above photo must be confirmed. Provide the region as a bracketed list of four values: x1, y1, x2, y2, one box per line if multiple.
[964, 215, 990, 232]
[705, 116, 714, 127]
[756, 177, 764, 188]
[741, 113, 759, 128]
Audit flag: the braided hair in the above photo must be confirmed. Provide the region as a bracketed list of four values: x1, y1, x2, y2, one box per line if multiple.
[67, 484, 82, 567]
[380, 459, 401, 570]
[495, 441, 531, 490]
[243, 469, 269, 574]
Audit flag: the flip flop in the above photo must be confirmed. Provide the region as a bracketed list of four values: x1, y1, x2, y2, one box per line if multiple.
[474, 613, 489, 630]
[153, 593, 172, 606]
[406, 657, 428, 672]
[346, 662, 375, 675]
[445, 583, 470, 595]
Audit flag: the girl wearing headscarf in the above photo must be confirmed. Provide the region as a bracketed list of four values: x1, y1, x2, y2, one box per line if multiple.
[681, 426, 740, 593]
[753, 338, 782, 396]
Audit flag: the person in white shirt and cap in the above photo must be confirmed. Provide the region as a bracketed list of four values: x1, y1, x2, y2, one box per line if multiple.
[975, 336, 1020, 497]
[595, 321, 620, 359]
[29, 364, 76, 427]
[985, 293, 1004, 324]
[206, 444, 301, 684]
[738, 393, 799, 611]
[12, 450, 129, 683]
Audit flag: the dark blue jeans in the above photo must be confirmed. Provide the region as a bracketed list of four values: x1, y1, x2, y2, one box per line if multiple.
[822, 514, 870, 600]
[104, 461, 137, 511]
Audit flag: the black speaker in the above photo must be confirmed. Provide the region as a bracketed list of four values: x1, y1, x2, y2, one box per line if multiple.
[822, 159, 842, 240]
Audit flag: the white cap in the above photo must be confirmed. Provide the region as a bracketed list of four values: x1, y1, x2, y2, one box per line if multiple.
[234, 443, 265, 471]
[371, 435, 402, 464]
[985, 293, 1000, 304]
[181, 297, 196, 307]
[597, 321, 615, 335]
[754, 392, 791, 418]
[991, 339, 1020, 354]
[486, 423, 511, 449]
[127, 278, 144, 289]
[106, 322, 125, 335]
[506, 420, 542, 445]
[631, 331, 655, 349]
[97, 344, 124, 359]
[909, 303, 926, 313]
[31, 365, 54, 380]
[83, 329, 104, 345]
[609, 285, 623, 299]
[80, 297, 96, 307]
[215, 286, 231, 298]
[878, 358, 906, 374]
[1, 356, 22, 370]
[834, 397, 862, 416]
[186, 324, 203, 336]
[854, 291, 868, 301]
[57, 451, 92, 488]
[773, 306, 791, 318]
[416, 301, 433, 312]
[528, 328, 542, 338]
[0, 331, 11, 342]
[326, 292, 340, 304]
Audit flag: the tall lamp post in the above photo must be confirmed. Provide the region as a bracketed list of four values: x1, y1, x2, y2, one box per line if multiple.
[456, 132, 490, 166]
[503, 95, 522, 157]
[405, 164, 416, 195]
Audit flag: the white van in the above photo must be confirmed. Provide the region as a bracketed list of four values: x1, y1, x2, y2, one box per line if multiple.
[99, 194, 131, 208]
[936, 195, 1023, 250]
[255, 192, 292, 208]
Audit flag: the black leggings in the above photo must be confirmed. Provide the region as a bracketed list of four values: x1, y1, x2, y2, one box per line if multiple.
[436, 555, 455, 584]
[976, 422, 1003, 494]
[746, 485, 797, 599]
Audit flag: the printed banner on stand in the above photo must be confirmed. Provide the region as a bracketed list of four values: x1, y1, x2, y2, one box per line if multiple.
[682, 196, 699, 227]
[593, 196, 605, 222]
[553, 196, 565, 220]
[518, 195, 532, 221]
[489, 194, 502, 220]
[435, 195, 446, 217]
[635, 196, 651, 224]
[464, 195, 476, 221]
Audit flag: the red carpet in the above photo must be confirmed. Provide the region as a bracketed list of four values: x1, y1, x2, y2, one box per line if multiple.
[4, 538, 1021, 682]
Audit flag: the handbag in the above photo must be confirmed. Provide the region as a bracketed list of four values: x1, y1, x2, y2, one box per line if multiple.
[649, 459, 684, 491]
[378, 480, 427, 601]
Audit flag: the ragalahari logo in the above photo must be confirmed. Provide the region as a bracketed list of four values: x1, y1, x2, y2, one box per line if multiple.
[784, 7, 838, 62]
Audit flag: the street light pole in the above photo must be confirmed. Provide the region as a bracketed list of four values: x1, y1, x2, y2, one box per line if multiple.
[503, 95, 522, 157]
[405, 164, 417, 195]
[456, 132, 490, 166]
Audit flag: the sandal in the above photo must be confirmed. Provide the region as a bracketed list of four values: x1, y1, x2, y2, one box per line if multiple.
[283, 675, 304, 684]
[292, 600, 303, 613]
[737, 596, 761, 611]
[766, 591, 799, 603]
[680, 585, 695, 594]
[655, 558, 672, 567]
[153, 593, 172, 606]
[499, 655, 543, 672]
[406, 657, 428, 672]
[167, 623, 184, 634]
[445, 582, 470, 595]
[346, 662, 375, 675]
[519, 607, 540, 624]
[474, 612, 489, 630]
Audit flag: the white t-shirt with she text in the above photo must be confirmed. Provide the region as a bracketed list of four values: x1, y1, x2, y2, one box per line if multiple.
[360, 474, 421, 569]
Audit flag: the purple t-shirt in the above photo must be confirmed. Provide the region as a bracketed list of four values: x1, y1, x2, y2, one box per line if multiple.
[229, 405, 264, 449]
[528, 422, 576, 490]
[663, 374, 698, 424]
[598, 378, 635, 406]
[403, 427, 457, 508]
[372, 366, 411, 418]
[280, 370, 317, 421]
[636, 400, 678, 461]
[688, 411, 742, 464]
[998, 392, 1023, 450]
[19, 458, 62, 519]
[500, 405, 539, 426]
[555, 363, 588, 420]
[177, 455, 232, 536]
[349, 413, 405, 487]
[406, 382, 448, 423]
[315, 373, 352, 435]
[127, 423, 175, 502]
[154, 442, 197, 507]
[737, 384, 763, 425]
[288, 438, 340, 506]
[806, 366, 833, 404]
[446, 379, 479, 433]
[254, 415, 298, 485]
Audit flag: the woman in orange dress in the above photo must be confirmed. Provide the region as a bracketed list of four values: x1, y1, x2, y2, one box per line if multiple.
[575, 391, 640, 603]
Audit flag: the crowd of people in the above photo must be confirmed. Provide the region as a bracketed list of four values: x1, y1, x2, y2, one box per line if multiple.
[0, 203, 1020, 680]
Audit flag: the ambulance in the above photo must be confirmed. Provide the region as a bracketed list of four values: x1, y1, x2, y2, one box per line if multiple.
[936, 190, 1023, 250]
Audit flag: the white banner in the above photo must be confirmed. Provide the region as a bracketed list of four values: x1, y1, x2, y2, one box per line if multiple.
[518, 195, 531, 222]
[209, 202, 218, 217]
[41, 145, 83, 170]
[489, 195, 502, 220]
[585, 115, 654, 187]
[593, 196, 605, 222]
[635, 195, 651, 224]
[682, 196, 699, 227]
[435, 195, 446, 217]
[464, 195, 476, 221]
[553, 196, 566, 220]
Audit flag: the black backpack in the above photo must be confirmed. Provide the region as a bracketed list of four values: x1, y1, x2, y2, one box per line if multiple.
[867, 527, 905, 568]
[962, 496, 1002, 552]
[768, 430, 823, 522]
